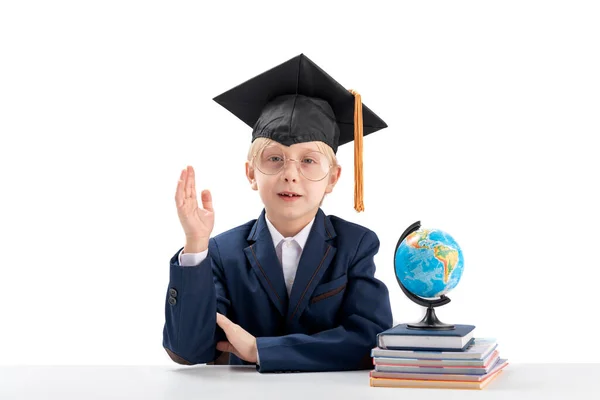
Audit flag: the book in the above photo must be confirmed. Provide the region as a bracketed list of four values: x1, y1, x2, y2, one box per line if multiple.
[369, 368, 504, 390]
[373, 349, 499, 368]
[377, 323, 476, 350]
[369, 358, 508, 382]
[371, 338, 497, 360]
[374, 353, 501, 375]
[373, 337, 475, 352]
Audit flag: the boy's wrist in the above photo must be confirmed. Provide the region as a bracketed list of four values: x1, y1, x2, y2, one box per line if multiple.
[184, 237, 209, 253]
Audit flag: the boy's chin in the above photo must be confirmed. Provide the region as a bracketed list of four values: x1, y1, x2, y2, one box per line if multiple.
[268, 202, 316, 218]
[274, 205, 303, 217]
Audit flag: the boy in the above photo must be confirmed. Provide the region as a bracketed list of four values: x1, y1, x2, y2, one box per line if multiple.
[163, 54, 393, 373]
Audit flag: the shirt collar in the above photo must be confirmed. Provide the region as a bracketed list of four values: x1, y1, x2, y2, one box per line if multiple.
[265, 214, 315, 250]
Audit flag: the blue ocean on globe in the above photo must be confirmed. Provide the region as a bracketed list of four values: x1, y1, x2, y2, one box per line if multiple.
[395, 228, 464, 298]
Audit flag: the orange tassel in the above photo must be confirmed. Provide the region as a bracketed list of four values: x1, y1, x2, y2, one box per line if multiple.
[349, 89, 364, 212]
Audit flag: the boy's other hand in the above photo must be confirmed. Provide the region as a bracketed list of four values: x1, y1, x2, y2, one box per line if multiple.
[215, 313, 258, 363]
[175, 166, 214, 248]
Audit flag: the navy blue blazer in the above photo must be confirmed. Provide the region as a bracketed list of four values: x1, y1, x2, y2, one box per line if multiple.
[163, 208, 393, 373]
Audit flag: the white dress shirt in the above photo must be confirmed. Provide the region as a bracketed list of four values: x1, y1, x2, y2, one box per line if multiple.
[177, 215, 315, 365]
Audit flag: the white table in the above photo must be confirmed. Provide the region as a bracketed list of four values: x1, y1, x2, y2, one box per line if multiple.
[1, 364, 597, 399]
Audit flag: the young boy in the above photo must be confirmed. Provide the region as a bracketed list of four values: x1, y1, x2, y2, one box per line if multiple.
[163, 54, 393, 373]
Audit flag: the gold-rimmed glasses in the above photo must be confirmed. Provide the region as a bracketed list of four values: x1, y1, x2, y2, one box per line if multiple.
[252, 145, 332, 181]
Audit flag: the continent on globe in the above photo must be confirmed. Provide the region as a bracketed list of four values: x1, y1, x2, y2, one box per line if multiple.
[433, 245, 459, 284]
[406, 229, 432, 250]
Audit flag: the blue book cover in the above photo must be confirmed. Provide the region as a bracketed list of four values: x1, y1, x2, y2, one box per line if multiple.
[377, 324, 476, 351]
[381, 324, 476, 337]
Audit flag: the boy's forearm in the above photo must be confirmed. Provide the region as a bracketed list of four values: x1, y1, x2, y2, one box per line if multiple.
[255, 324, 375, 372]
[164, 256, 219, 364]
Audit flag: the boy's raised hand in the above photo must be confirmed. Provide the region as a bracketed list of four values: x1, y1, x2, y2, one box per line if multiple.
[175, 166, 214, 244]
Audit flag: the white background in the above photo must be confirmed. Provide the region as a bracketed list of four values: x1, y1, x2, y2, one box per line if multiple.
[1, 0, 598, 365]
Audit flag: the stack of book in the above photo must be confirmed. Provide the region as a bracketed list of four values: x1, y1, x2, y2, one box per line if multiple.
[369, 324, 508, 390]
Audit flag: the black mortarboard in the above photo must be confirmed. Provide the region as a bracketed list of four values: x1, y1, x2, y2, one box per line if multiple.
[212, 53, 388, 212]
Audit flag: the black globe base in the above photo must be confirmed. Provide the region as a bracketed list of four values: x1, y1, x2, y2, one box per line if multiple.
[407, 305, 455, 330]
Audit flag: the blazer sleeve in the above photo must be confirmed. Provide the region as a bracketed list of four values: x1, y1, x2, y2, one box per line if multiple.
[179, 248, 208, 266]
[162, 238, 230, 365]
[255, 230, 393, 373]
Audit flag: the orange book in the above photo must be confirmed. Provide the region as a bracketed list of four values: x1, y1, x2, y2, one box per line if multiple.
[369, 368, 505, 390]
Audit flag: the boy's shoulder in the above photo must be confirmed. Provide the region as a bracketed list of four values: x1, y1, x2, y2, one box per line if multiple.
[326, 213, 378, 242]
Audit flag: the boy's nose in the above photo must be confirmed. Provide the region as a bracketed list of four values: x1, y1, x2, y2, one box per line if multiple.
[281, 161, 299, 182]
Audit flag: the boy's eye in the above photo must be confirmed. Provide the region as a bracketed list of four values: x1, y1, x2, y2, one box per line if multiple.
[267, 156, 284, 162]
[302, 158, 316, 164]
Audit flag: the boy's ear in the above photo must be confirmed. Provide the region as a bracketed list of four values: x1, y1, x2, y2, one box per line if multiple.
[325, 165, 341, 194]
[245, 161, 258, 191]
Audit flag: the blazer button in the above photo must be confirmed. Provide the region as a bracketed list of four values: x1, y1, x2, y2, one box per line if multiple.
[168, 296, 177, 305]
[169, 288, 178, 298]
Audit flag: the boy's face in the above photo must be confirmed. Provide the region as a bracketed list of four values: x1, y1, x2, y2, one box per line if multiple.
[245, 141, 341, 222]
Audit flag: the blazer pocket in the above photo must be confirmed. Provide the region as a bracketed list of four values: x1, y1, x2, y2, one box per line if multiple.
[311, 275, 348, 304]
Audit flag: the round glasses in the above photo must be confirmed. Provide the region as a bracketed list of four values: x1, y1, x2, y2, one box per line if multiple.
[253, 145, 332, 181]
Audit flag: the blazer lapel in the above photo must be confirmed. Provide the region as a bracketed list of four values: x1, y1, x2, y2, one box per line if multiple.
[287, 208, 337, 325]
[244, 209, 289, 316]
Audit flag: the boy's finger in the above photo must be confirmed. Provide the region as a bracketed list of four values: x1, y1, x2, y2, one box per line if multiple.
[217, 313, 243, 338]
[189, 166, 196, 199]
[216, 341, 234, 353]
[216, 313, 232, 329]
[185, 166, 193, 199]
[175, 179, 183, 208]
[175, 169, 185, 205]
[217, 342, 243, 361]
[202, 190, 213, 212]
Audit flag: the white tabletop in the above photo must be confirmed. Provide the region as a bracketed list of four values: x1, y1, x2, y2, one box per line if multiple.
[0, 364, 597, 399]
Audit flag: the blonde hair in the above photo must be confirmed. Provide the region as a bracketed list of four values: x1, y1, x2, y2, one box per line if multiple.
[247, 137, 338, 207]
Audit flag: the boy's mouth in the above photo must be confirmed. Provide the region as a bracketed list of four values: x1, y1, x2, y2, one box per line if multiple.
[278, 191, 302, 198]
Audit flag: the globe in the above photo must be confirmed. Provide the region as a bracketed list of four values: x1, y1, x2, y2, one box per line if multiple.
[395, 227, 464, 298]
[393, 221, 465, 330]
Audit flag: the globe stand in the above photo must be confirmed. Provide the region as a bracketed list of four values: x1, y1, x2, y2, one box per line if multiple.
[394, 221, 456, 331]
[408, 305, 454, 330]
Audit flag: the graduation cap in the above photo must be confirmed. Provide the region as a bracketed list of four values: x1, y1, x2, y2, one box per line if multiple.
[213, 53, 388, 212]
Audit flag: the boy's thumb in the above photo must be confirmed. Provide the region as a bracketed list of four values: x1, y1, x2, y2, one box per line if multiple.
[216, 341, 233, 352]
[201, 190, 214, 212]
